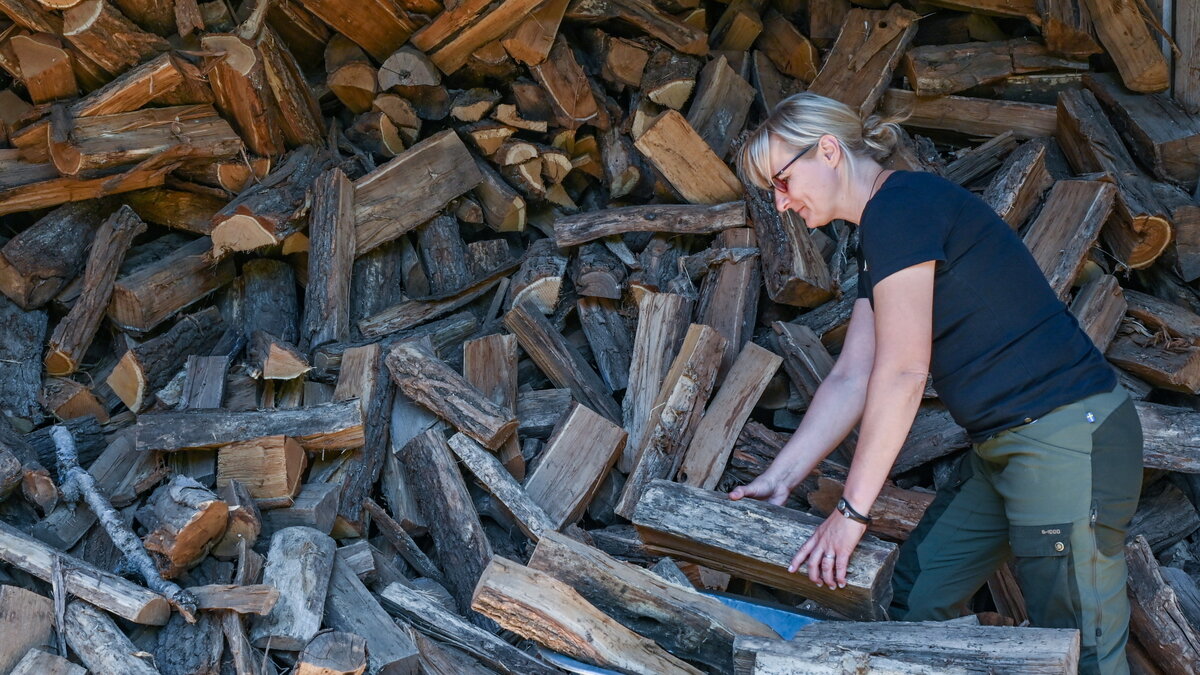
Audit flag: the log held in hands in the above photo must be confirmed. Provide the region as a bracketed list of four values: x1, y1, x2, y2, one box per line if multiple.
[632, 480, 898, 620]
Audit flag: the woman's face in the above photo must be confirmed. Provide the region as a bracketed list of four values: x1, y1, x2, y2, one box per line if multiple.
[768, 134, 840, 228]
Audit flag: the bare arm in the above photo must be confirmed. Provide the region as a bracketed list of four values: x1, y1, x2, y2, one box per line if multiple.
[730, 297, 876, 504]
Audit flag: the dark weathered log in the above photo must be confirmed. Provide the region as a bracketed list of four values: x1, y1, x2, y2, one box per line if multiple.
[362, 497, 442, 582]
[448, 432, 554, 540]
[1106, 331, 1200, 395]
[553, 201, 744, 247]
[44, 205, 144, 375]
[745, 187, 834, 307]
[982, 138, 1053, 229]
[324, 555, 420, 674]
[903, 38, 1086, 97]
[327, 342, 394, 535]
[106, 306, 225, 412]
[528, 530, 777, 671]
[261, 482, 340, 535]
[882, 88, 1058, 139]
[633, 480, 898, 620]
[0, 201, 107, 310]
[417, 214, 472, 297]
[385, 340, 517, 450]
[240, 257, 300, 344]
[250, 526, 337, 650]
[472, 555, 703, 674]
[1126, 535, 1200, 672]
[1021, 179, 1116, 300]
[0, 294, 45, 425]
[302, 168, 355, 351]
[696, 228, 760, 377]
[505, 238, 565, 314]
[136, 400, 365, 452]
[63, 601, 160, 675]
[462, 333, 523, 478]
[399, 429, 494, 627]
[576, 297, 632, 393]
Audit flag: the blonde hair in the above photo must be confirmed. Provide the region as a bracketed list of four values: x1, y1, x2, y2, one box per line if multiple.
[737, 93, 905, 190]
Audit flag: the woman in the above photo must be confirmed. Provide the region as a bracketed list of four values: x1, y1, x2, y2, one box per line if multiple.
[730, 93, 1142, 675]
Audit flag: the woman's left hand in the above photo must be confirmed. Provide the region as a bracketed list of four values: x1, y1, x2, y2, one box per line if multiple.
[790, 512, 868, 588]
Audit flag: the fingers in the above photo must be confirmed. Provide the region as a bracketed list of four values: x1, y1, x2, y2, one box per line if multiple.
[789, 538, 813, 574]
[728, 487, 744, 500]
[835, 551, 849, 589]
[821, 550, 839, 588]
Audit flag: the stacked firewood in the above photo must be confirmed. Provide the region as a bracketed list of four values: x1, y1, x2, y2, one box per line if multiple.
[0, 0, 1196, 672]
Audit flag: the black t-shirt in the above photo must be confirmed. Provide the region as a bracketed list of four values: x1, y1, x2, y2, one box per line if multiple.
[854, 170, 1117, 442]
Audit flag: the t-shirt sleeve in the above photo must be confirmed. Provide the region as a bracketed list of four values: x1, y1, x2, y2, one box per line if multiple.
[860, 185, 949, 291]
[855, 245, 871, 301]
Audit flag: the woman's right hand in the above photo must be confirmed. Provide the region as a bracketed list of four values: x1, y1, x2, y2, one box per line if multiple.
[728, 472, 794, 506]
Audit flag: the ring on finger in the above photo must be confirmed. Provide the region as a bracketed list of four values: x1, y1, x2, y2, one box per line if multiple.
[823, 553, 835, 561]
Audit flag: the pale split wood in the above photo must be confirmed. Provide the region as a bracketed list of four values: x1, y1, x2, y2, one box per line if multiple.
[250, 526, 337, 651]
[634, 109, 741, 204]
[524, 401, 627, 529]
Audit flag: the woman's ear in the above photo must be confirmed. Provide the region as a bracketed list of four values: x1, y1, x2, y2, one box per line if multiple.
[818, 134, 841, 167]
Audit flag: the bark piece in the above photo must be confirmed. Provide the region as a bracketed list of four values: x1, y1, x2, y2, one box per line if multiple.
[44, 205, 144, 375]
[616, 323, 726, 519]
[399, 429, 494, 626]
[250, 526, 337, 651]
[677, 342, 781, 490]
[553, 201, 745, 247]
[525, 402, 627, 529]
[109, 235, 236, 333]
[982, 138, 1054, 229]
[354, 130, 482, 255]
[1126, 534, 1200, 672]
[63, 601, 159, 675]
[634, 109, 741, 204]
[1021, 179, 1116, 300]
[472, 555, 703, 674]
[135, 400, 365, 452]
[528, 530, 777, 671]
[504, 299, 622, 423]
[302, 168, 355, 351]
[807, 5, 918, 116]
[0, 201, 107, 310]
[633, 480, 898, 620]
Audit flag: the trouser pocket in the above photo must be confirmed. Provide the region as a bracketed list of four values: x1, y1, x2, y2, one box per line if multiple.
[1010, 523, 1078, 629]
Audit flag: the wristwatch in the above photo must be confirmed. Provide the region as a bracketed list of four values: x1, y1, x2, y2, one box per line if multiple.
[837, 497, 872, 525]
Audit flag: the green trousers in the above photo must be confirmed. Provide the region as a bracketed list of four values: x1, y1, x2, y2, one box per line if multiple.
[890, 386, 1142, 675]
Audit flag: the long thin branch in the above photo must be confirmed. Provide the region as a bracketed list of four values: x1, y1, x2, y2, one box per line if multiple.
[52, 425, 198, 622]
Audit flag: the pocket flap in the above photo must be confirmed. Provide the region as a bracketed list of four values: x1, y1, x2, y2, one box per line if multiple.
[1010, 524, 1072, 557]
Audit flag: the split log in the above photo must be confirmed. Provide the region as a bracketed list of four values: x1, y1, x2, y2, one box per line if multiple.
[124, 188, 224, 235]
[0, 585, 52, 675]
[528, 530, 777, 671]
[327, 342, 394, 535]
[1082, 0, 1169, 93]
[0, 521, 170, 624]
[261, 482, 339, 535]
[563, 0, 707, 56]
[297, 0, 415, 62]
[250, 526, 337, 650]
[571, 242, 625, 299]
[1069, 274, 1126, 352]
[1084, 73, 1200, 187]
[1039, 0, 1101, 59]
[63, 601, 159, 675]
[696, 228, 760, 376]
[246, 330, 310, 380]
[686, 55, 754, 160]
[504, 299, 622, 423]
[517, 388, 573, 438]
[524, 402, 627, 529]
[633, 480, 899, 620]
[640, 48, 698, 110]
[302, 168, 355, 351]
[462, 333, 523, 478]
[634, 109, 741, 204]
[471, 555, 704, 675]
[211, 146, 336, 256]
[106, 306, 225, 412]
[398, 429, 494, 626]
[201, 34, 285, 157]
[616, 323, 726, 519]
[417, 215, 472, 296]
[385, 340, 517, 450]
[677, 342, 781, 490]
[1179, 0, 1200, 114]
[0, 151, 175, 216]
[1021, 179, 1116, 300]
[506, 237, 565, 313]
[298, 631, 368, 675]
[0, 447, 19, 499]
[1105, 331, 1200, 395]
[49, 104, 241, 176]
[44, 205, 144, 375]
[323, 556, 420, 674]
[447, 432, 554, 540]
[982, 138, 1053, 229]
[553, 201, 744, 247]
[211, 479, 261, 559]
[622, 290, 691, 470]
[903, 38, 1086, 97]
[733, 623, 1080, 674]
[808, 476, 935, 542]
[530, 35, 599, 129]
[942, 130, 1020, 185]
[0, 201, 107, 310]
[882, 89, 1058, 139]
[10, 649, 84, 675]
[1123, 289, 1200, 344]
[892, 406, 972, 475]
[353, 130, 482, 255]
[0, 295, 45, 424]
[807, 5, 918, 116]
[11, 35, 74, 103]
[378, 582, 563, 675]
[216, 436, 306, 507]
[137, 474, 228, 577]
[109, 235, 236, 334]
[419, 0, 552, 74]
[1057, 88, 1173, 270]
[1126, 535, 1200, 672]
[501, 0, 569, 66]
[62, 0, 169, 78]
[745, 187, 834, 307]
[576, 297, 632, 392]
[135, 400, 365, 452]
[153, 611, 224, 675]
[472, 154, 526, 231]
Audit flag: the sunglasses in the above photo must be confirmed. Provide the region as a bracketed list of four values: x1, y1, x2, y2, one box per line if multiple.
[771, 142, 817, 193]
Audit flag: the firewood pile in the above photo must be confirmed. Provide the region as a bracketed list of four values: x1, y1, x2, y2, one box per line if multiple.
[0, 0, 1197, 672]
